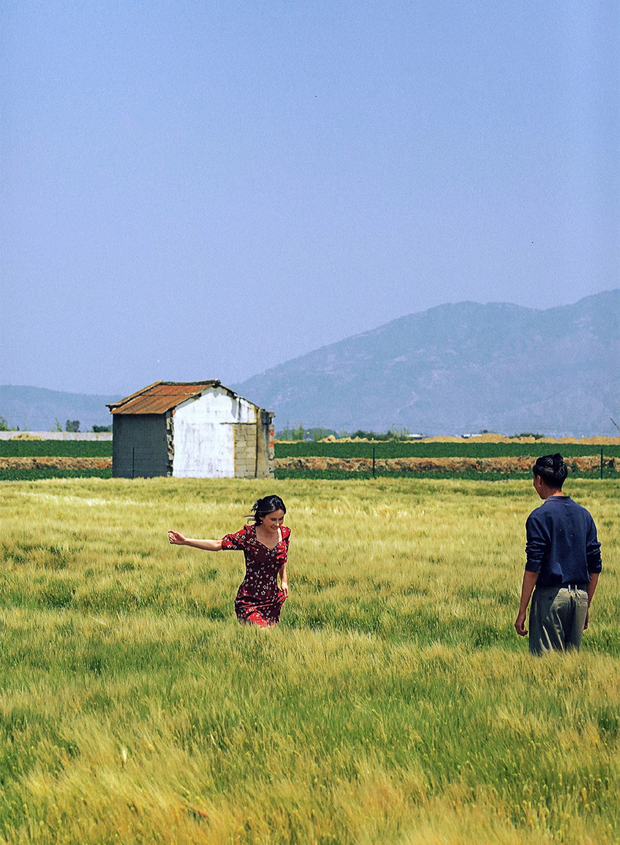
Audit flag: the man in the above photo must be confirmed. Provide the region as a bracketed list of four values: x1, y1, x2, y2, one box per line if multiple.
[515, 453, 602, 655]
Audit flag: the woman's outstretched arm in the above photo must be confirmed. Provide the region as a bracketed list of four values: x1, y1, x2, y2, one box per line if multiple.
[168, 531, 222, 551]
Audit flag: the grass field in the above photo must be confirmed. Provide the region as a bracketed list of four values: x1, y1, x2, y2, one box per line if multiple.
[0, 477, 619, 843]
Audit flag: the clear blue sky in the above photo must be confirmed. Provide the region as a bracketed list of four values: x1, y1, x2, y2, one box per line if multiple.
[2, 0, 618, 395]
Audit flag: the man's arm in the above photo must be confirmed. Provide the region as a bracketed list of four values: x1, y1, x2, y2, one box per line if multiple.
[515, 570, 539, 637]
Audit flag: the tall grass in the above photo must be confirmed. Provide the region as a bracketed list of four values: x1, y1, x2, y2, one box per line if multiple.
[0, 477, 618, 843]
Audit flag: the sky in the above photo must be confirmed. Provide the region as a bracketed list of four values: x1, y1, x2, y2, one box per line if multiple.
[1, 0, 619, 396]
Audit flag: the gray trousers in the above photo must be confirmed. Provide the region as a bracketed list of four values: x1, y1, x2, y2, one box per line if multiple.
[529, 585, 588, 655]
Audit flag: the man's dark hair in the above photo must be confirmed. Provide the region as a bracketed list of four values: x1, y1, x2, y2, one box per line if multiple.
[533, 453, 568, 488]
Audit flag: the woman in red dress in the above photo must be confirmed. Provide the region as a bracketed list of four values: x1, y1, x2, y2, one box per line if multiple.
[168, 495, 289, 627]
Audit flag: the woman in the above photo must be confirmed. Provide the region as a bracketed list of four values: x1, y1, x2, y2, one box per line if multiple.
[168, 495, 290, 628]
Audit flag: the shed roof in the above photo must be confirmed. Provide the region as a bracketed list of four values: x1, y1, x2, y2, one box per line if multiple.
[108, 381, 227, 415]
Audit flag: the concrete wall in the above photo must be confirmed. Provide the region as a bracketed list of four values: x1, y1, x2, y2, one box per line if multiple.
[256, 410, 275, 478]
[233, 409, 274, 478]
[172, 387, 245, 478]
[112, 415, 168, 478]
[172, 386, 274, 478]
[233, 423, 258, 478]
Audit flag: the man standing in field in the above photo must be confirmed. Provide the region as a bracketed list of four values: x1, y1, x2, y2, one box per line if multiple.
[515, 453, 602, 655]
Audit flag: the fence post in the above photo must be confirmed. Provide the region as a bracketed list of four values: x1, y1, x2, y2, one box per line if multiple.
[601, 448, 604, 480]
[372, 445, 376, 479]
[132, 446, 135, 479]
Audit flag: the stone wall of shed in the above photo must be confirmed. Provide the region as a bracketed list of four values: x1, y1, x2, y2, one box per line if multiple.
[256, 411, 275, 478]
[233, 423, 258, 478]
[232, 412, 274, 479]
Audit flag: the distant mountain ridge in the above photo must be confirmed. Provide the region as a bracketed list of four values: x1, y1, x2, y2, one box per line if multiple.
[233, 290, 620, 437]
[0, 386, 120, 432]
[4, 291, 618, 437]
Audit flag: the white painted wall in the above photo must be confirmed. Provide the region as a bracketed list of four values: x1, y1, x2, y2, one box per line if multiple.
[172, 386, 258, 478]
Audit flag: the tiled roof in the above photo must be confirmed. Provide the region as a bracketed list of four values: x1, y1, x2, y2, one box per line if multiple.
[108, 381, 223, 415]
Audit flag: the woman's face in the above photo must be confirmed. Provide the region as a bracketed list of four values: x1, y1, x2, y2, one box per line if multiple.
[260, 509, 285, 533]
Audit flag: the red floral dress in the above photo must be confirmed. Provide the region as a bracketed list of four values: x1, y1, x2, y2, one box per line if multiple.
[221, 524, 290, 627]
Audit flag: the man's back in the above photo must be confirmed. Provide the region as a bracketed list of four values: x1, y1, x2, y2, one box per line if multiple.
[525, 495, 602, 587]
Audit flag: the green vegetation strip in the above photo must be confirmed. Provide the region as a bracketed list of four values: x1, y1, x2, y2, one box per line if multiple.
[2, 468, 616, 482]
[0, 440, 112, 457]
[3, 441, 617, 460]
[0, 477, 618, 842]
[275, 468, 618, 481]
[0, 469, 113, 481]
[275, 441, 620, 458]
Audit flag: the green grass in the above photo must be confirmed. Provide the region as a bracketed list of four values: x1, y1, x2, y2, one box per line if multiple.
[2, 441, 616, 460]
[2, 468, 615, 483]
[0, 478, 618, 843]
[275, 441, 620, 459]
[0, 441, 112, 458]
[274, 468, 618, 481]
[0, 469, 113, 481]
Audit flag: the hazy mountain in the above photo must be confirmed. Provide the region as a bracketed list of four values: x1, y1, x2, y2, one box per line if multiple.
[233, 290, 620, 437]
[0, 386, 120, 432]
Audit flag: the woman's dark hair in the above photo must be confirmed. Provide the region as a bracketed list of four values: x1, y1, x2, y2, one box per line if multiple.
[248, 495, 286, 525]
[532, 453, 568, 488]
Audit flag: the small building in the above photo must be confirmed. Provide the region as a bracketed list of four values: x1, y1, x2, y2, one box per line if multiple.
[107, 381, 274, 479]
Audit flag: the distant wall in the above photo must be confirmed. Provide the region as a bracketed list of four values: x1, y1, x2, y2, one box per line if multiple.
[172, 387, 253, 478]
[172, 387, 274, 478]
[112, 415, 168, 478]
[256, 410, 275, 478]
[0, 432, 113, 440]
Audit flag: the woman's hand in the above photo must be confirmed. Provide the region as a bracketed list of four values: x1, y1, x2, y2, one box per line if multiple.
[280, 580, 289, 598]
[168, 530, 187, 545]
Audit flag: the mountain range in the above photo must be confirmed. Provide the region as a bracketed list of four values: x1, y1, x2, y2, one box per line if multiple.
[0, 386, 120, 432]
[232, 290, 620, 437]
[3, 291, 618, 436]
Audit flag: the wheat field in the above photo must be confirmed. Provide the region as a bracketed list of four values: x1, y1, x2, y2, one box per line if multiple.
[0, 477, 618, 844]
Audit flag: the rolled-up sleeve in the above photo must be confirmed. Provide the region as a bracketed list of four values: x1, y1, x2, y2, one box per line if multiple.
[525, 514, 548, 573]
[586, 521, 602, 574]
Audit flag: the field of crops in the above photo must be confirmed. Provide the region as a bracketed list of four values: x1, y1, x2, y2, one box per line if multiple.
[2, 439, 618, 460]
[1, 438, 618, 482]
[0, 476, 619, 843]
[275, 440, 620, 459]
[0, 440, 112, 457]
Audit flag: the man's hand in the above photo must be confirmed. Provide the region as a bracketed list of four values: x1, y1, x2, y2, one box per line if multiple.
[514, 610, 528, 637]
[515, 571, 538, 639]
[584, 608, 590, 630]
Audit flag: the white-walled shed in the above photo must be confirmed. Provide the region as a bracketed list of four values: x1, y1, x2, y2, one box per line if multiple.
[108, 381, 274, 479]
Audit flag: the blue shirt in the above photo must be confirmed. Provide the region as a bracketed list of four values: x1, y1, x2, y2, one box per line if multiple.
[525, 495, 602, 587]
